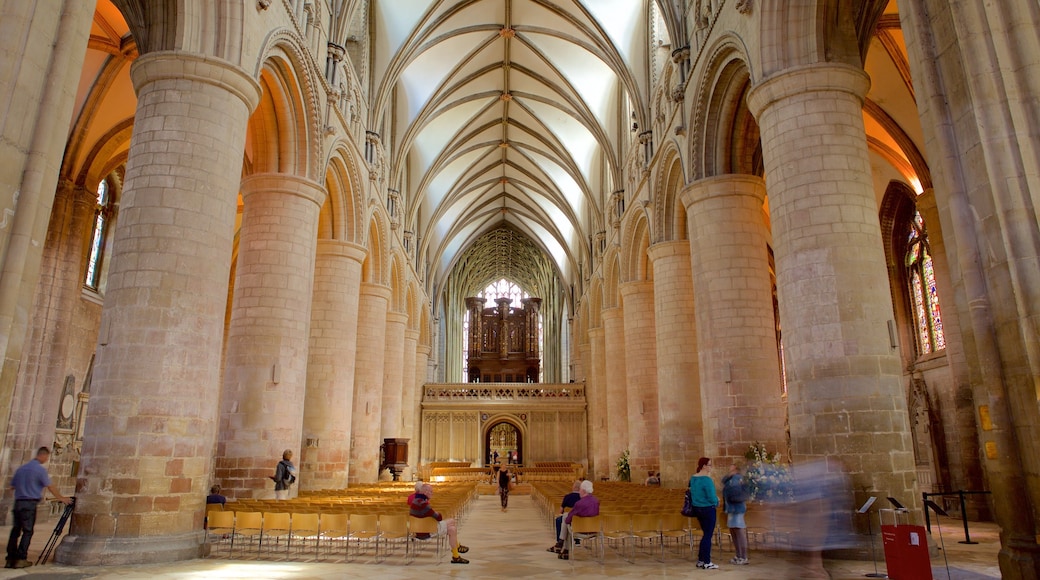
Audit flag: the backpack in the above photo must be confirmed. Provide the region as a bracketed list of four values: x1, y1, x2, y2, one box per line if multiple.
[724, 475, 750, 504]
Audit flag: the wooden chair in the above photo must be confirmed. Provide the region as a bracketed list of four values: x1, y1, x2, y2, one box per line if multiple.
[205, 510, 235, 556]
[260, 512, 291, 556]
[568, 515, 603, 562]
[231, 511, 263, 557]
[631, 513, 662, 559]
[660, 513, 692, 560]
[289, 512, 320, 556]
[408, 516, 444, 560]
[319, 513, 349, 558]
[601, 514, 634, 561]
[347, 513, 381, 560]
[377, 514, 409, 559]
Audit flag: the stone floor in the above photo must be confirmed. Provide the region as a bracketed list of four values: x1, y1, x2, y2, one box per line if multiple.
[0, 494, 1001, 579]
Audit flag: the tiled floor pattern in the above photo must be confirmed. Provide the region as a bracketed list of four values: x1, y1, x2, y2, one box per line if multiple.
[0, 494, 1001, 579]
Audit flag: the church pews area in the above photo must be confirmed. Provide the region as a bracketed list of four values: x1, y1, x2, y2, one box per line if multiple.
[530, 481, 801, 561]
[205, 482, 477, 561]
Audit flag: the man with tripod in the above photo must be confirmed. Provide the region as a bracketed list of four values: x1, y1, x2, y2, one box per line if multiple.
[6, 447, 71, 569]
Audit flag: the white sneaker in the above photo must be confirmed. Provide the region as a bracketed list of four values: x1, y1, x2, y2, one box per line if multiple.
[729, 557, 741, 564]
[737, 558, 749, 565]
[701, 562, 720, 570]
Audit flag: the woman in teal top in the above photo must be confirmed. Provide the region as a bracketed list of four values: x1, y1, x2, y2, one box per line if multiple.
[689, 457, 719, 569]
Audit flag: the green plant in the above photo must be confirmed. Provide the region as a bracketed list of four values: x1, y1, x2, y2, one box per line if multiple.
[743, 442, 793, 501]
[615, 449, 631, 482]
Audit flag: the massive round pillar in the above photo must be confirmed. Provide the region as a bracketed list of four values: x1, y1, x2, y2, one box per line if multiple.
[381, 311, 407, 439]
[56, 52, 260, 565]
[215, 173, 326, 499]
[619, 281, 659, 478]
[300, 240, 365, 491]
[683, 175, 786, 463]
[601, 307, 628, 474]
[747, 63, 917, 512]
[349, 282, 390, 483]
[648, 241, 702, 487]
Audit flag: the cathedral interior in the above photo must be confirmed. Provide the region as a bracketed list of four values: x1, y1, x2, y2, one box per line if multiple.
[0, 0, 1038, 577]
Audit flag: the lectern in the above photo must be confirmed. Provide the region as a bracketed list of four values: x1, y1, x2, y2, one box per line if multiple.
[381, 438, 410, 481]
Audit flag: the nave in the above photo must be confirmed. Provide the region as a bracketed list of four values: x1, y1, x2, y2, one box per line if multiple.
[2, 492, 1000, 579]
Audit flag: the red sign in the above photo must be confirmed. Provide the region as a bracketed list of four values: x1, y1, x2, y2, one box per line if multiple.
[880, 524, 933, 579]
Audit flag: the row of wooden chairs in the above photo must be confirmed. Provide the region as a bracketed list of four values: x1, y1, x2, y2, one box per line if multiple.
[206, 511, 449, 561]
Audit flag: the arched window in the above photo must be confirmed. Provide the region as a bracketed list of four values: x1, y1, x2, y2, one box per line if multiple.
[84, 179, 113, 291]
[905, 211, 945, 355]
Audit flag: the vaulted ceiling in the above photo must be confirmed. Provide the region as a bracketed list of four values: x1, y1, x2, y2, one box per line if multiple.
[367, 0, 662, 296]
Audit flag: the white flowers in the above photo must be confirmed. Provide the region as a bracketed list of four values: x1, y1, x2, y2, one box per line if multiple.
[743, 442, 793, 501]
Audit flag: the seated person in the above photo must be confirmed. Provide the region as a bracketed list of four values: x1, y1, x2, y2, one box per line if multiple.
[406, 480, 423, 505]
[645, 471, 661, 486]
[549, 480, 599, 559]
[206, 485, 227, 507]
[547, 480, 582, 551]
[409, 483, 471, 564]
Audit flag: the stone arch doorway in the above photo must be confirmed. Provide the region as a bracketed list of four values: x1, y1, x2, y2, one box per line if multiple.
[485, 420, 523, 466]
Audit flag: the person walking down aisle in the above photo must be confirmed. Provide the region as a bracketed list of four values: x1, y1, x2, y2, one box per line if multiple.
[499, 467, 512, 511]
[722, 464, 751, 565]
[6, 447, 72, 569]
[690, 457, 720, 570]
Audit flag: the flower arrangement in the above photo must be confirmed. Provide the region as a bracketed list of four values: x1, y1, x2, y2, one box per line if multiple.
[616, 449, 632, 482]
[743, 442, 793, 501]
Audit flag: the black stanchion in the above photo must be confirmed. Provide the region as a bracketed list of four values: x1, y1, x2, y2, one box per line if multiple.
[36, 497, 75, 566]
[925, 499, 953, 580]
[957, 491, 978, 545]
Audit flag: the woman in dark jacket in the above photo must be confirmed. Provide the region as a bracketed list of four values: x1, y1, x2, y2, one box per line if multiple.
[498, 467, 512, 511]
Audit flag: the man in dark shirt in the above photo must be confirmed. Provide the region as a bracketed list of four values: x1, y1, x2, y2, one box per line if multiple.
[548, 480, 582, 552]
[206, 485, 227, 507]
[6, 447, 71, 569]
[409, 483, 470, 564]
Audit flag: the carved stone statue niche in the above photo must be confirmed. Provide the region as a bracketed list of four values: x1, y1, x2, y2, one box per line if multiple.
[465, 296, 541, 383]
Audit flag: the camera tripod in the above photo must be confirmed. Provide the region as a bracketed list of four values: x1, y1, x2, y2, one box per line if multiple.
[36, 497, 74, 566]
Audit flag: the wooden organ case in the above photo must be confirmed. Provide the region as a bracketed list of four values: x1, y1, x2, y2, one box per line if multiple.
[465, 296, 542, 383]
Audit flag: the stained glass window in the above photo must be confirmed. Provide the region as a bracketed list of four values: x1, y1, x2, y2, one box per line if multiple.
[85, 179, 112, 290]
[905, 211, 945, 355]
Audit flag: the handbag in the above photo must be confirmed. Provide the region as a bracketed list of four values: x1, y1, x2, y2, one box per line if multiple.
[681, 489, 695, 517]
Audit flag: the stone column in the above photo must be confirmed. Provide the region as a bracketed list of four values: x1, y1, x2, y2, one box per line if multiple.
[400, 327, 418, 476]
[648, 241, 703, 487]
[8, 181, 95, 464]
[299, 240, 365, 491]
[0, 0, 93, 458]
[915, 190, 986, 514]
[619, 280, 659, 478]
[682, 175, 786, 463]
[410, 343, 431, 473]
[56, 52, 260, 565]
[349, 282, 390, 483]
[747, 64, 916, 511]
[215, 173, 325, 499]
[601, 307, 628, 475]
[381, 311, 407, 439]
[586, 328, 608, 480]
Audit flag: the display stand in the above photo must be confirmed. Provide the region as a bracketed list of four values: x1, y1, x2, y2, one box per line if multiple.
[879, 506, 933, 580]
[857, 497, 887, 578]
